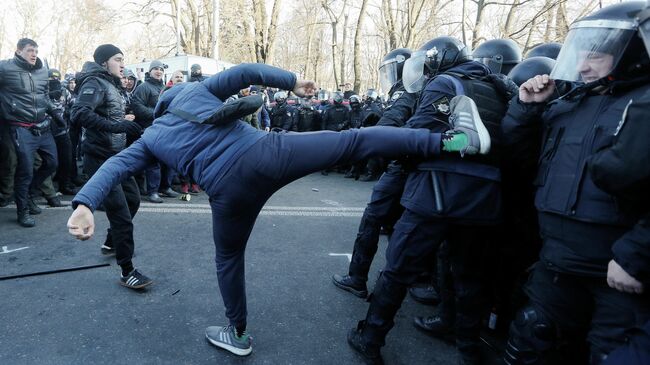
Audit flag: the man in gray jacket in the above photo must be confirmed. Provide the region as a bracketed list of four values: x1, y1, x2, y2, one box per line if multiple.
[0, 38, 59, 227]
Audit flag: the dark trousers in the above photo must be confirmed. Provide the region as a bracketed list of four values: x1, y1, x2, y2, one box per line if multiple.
[12, 126, 58, 212]
[84, 154, 140, 268]
[145, 163, 161, 195]
[54, 133, 74, 188]
[519, 262, 650, 359]
[209, 127, 442, 328]
[349, 163, 407, 281]
[0, 126, 17, 198]
[360, 209, 490, 358]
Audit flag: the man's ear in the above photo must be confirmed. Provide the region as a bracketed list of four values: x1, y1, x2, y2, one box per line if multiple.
[101, 62, 108, 68]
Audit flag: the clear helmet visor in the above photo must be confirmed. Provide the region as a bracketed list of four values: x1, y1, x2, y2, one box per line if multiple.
[402, 51, 427, 93]
[318, 91, 329, 101]
[475, 56, 504, 74]
[379, 61, 399, 92]
[550, 25, 635, 83]
[639, 9, 650, 59]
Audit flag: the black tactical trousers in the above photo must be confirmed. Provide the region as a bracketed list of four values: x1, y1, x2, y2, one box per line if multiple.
[84, 154, 140, 268]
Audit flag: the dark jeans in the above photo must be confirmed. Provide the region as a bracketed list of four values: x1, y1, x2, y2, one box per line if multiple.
[521, 262, 650, 358]
[12, 126, 58, 212]
[54, 133, 74, 188]
[145, 163, 161, 195]
[0, 126, 17, 197]
[159, 164, 176, 191]
[84, 153, 140, 268]
[208, 127, 442, 328]
[349, 163, 407, 281]
[360, 208, 490, 359]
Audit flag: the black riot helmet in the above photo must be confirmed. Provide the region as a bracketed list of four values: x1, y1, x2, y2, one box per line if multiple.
[378, 48, 411, 92]
[317, 89, 330, 101]
[402, 36, 471, 93]
[365, 89, 378, 102]
[472, 39, 522, 75]
[332, 91, 344, 104]
[349, 95, 361, 107]
[274, 91, 288, 104]
[525, 42, 562, 60]
[551, 1, 650, 83]
[48, 68, 62, 80]
[508, 56, 556, 86]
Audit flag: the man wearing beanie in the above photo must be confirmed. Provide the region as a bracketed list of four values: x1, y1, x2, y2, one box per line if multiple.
[131, 59, 178, 202]
[70, 44, 152, 290]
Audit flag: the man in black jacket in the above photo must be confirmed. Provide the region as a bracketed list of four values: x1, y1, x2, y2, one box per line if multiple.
[71, 44, 151, 290]
[131, 60, 176, 202]
[0, 38, 59, 227]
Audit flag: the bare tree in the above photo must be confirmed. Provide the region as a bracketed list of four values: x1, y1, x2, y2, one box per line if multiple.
[352, 0, 370, 93]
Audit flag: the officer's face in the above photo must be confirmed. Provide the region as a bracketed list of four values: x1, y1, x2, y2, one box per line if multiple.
[577, 51, 614, 83]
[104, 54, 125, 78]
[126, 78, 135, 90]
[150, 67, 164, 80]
[120, 76, 128, 88]
[17, 44, 38, 65]
[67, 79, 76, 91]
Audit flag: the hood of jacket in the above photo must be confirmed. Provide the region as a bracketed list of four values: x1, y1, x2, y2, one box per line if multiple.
[75, 61, 121, 92]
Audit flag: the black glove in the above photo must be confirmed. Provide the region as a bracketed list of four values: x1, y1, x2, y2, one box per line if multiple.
[110, 120, 142, 136]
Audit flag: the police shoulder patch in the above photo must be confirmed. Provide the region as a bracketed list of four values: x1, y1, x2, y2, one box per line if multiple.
[432, 97, 450, 115]
[82, 88, 96, 95]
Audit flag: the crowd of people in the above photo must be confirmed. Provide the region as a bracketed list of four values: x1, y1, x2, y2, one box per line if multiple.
[1, 1, 649, 364]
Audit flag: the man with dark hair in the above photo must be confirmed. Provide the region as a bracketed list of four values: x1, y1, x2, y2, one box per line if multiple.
[67, 62, 491, 357]
[71, 44, 151, 290]
[0, 38, 59, 227]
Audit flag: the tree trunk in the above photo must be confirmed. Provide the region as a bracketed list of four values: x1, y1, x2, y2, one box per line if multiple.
[265, 0, 282, 64]
[353, 0, 369, 93]
[340, 4, 350, 86]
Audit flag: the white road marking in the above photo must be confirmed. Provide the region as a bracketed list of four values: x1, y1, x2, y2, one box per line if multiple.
[0, 246, 30, 255]
[329, 253, 352, 262]
[1, 202, 365, 217]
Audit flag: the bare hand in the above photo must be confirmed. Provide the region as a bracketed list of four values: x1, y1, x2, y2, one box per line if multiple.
[67, 205, 95, 241]
[124, 114, 136, 121]
[293, 80, 318, 98]
[519, 74, 555, 103]
[607, 260, 644, 294]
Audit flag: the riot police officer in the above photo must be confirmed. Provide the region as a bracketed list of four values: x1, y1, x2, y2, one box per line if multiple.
[501, 3, 650, 364]
[269, 91, 295, 130]
[294, 97, 320, 132]
[347, 36, 515, 365]
[321, 91, 349, 131]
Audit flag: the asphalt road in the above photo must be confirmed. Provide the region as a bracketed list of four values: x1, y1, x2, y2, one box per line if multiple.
[0, 173, 500, 365]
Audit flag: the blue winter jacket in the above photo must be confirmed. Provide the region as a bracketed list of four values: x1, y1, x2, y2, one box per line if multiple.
[72, 63, 296, 211]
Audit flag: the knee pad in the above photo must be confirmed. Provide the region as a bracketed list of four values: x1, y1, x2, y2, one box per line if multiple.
[504, 305, 556, 365]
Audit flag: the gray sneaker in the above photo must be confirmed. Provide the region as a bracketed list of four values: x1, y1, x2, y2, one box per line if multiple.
[448, 95, 491, 155]
[205, 325, 252, 356]
[146, 193, 164, 203]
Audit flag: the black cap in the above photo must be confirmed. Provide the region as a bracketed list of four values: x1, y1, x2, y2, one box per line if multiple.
[93, 44, 123, 65]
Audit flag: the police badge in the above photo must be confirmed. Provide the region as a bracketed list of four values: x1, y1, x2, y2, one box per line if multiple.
[432, 97, 451, 115]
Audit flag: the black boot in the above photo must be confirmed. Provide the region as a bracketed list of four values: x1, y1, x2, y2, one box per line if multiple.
[409, 285, 441, 305]
[347, 324, 384, 365]
[413, 315, 454, 340]
[28, 198, 42, 214]
[17, 209, 35, 227]
[332, 274, 368, 298]
[46, 196, 64, 207]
